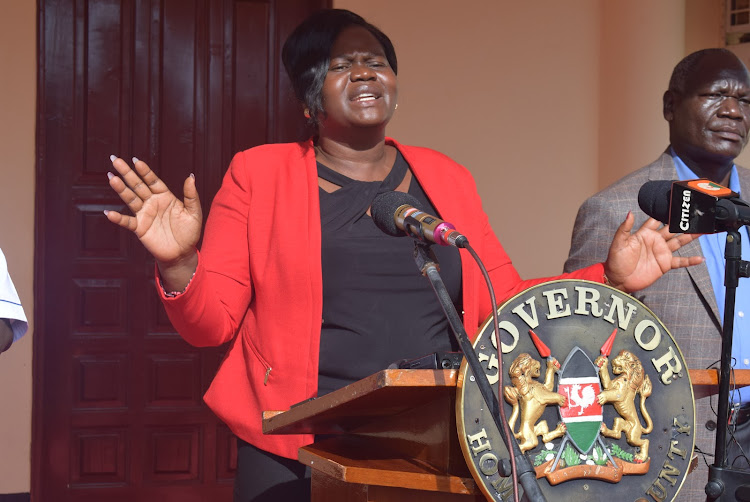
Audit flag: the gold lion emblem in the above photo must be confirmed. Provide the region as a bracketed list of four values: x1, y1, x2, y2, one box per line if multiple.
[595, 349, 653, 462]
[503, 353, 567, 452]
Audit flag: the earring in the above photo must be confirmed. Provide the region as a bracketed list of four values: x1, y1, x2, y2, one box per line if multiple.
[304, 108, 310, 119]
[395, 103, 399, 110]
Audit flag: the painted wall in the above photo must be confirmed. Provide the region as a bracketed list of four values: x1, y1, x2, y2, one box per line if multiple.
[348, 0, 601, 280]
[598, 2, 684, 189]
[0, 0, 36, 494]
[0, 0, 727, 494]
[338, 0, 722, 279]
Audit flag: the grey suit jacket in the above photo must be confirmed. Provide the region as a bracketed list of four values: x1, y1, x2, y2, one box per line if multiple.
[564, 151, 750, 501]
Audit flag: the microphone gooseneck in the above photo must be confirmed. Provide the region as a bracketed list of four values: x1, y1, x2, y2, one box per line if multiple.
[373, 190, 543, 501]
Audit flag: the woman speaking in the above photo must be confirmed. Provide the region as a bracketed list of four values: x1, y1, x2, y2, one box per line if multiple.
[105, 8, 701, 501]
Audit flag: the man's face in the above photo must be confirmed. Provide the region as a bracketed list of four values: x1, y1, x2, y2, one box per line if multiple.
[667, 54, 750, 164]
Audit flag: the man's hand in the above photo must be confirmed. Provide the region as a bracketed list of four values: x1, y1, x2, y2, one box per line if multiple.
[0, 319, 13, 353]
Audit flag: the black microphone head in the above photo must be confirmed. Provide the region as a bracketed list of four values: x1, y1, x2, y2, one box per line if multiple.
[637, 180, 673, 224]
[371, 191, 422, 237]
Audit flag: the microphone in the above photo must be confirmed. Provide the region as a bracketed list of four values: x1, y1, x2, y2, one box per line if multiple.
[638, 179, 750, 233]
[370, 191, 469, 248]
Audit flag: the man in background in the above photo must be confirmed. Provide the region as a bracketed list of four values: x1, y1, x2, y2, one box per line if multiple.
[0, 248, 27, 353]
[564, 48, 750, 500]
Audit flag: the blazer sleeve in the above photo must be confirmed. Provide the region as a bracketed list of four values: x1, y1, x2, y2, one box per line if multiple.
[159, 151, 255, 347]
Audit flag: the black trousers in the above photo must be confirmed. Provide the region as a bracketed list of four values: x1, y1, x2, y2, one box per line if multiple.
[234, 438, 311, 502]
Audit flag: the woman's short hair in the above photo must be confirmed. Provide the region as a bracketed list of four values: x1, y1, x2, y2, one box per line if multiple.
[281, 9, 397, 129]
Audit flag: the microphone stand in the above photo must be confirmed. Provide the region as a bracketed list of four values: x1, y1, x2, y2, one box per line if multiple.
[412, 241, 546, 502]
[706, 229, 750, 500]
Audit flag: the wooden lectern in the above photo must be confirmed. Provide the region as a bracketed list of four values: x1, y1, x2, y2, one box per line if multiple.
[263, 368, 750, 502]
[690, 368, 750, 399]
[262, 369, 483, 501]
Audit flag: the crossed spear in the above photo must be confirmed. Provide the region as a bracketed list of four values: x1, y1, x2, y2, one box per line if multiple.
[527, 327, 618, 365]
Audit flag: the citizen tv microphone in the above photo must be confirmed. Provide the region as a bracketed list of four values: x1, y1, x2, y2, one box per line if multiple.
[371, 191, 469, 248]
[638, 179, 750, 233]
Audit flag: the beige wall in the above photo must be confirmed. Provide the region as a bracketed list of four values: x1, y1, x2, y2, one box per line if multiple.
[346, 0, 601, 279]
[598, 2, 684, 188]
[339, 0, 721, 279]
[0, 0, 36, 494]
[0, 0, 729, 494]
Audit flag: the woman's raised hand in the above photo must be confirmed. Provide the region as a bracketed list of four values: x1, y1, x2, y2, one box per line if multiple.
[105, 156, 202, 285]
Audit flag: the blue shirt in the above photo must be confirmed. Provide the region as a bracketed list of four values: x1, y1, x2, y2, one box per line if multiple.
[672, 150, 750, 404]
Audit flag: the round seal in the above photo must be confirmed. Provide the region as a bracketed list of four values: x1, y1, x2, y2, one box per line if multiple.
[456, 280, 695, 502]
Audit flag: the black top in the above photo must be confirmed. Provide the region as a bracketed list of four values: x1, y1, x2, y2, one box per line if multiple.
[317, 151, 462, 396]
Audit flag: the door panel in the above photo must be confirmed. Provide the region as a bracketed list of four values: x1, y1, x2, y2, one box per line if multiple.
[34, 1, 327, 500]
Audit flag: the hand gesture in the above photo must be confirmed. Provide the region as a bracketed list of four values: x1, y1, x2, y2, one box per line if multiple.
[603, 212, 703, 293]
[105, 156, 202, 286]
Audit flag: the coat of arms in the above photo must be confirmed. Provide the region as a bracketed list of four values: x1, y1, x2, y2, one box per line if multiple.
[457, 280, 695, 502]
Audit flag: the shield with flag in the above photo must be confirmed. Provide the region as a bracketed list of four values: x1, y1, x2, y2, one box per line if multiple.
[557, 346, 603, 454]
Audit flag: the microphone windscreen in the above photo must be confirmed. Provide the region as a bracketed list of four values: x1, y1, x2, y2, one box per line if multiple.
[371, 191, 422, 237]
[637, 180, 673, 224]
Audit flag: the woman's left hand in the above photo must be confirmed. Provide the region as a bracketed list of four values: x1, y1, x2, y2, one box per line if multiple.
[603, 212, 703, 293]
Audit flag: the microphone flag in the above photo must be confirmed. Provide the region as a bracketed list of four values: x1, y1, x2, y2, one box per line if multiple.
[668, 179, 738, 233]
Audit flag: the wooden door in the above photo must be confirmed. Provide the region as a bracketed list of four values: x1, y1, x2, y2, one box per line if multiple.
[33, 1, 327, 500]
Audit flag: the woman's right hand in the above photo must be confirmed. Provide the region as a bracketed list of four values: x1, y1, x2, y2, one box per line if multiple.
[105, 156, 202, 290]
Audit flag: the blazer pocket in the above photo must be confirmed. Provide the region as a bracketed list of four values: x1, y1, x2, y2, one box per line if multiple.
[242, 331, 273, 386]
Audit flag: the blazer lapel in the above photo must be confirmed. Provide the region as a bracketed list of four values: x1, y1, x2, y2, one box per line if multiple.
[648, 153, 722, 327]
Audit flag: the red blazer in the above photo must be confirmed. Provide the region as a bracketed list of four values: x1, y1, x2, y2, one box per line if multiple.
[159, 138, 605, 459]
